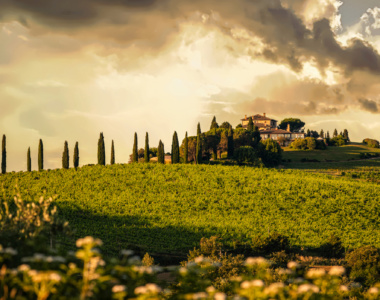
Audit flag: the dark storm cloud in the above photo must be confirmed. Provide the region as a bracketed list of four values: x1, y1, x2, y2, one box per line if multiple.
[2, 0, 380, 77]
[358, 98, 379, 113]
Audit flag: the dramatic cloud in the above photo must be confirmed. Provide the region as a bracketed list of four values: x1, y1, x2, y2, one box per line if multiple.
[358, 98, 379, 113]
[1, 0, 380, 171]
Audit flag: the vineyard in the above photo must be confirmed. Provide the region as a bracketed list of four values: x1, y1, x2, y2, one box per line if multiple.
[0, 164, 379, 257]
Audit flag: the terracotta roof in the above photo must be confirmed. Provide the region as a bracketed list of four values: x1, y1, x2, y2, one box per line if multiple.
[260, 129, 292, 134]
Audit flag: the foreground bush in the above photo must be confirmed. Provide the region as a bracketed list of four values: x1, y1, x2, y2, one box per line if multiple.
[363, 139, 380, 148]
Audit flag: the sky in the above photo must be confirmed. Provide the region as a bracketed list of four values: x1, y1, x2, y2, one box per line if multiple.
[1, 0, 380, 171]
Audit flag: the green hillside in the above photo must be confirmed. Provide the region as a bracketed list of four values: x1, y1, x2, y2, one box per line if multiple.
[1, 164, 379, 257]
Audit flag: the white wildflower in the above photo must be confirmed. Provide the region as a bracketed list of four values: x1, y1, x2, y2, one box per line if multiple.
[17, 264, 30, 272]
[264, 282, 285, 295]
[306, 268, 326, 279]
[145, 283, 162, 294]
[245, 257, 268, 266]
[339, 285, 349, 292]
[297, 284, 320, 294]
[76, 236, 102, 248]
[278, 268, 293, 275]
[251, 280, 265, 287]
[120, 249, 134, 256]
[193, 292, 207, 299]
[214, 292, 227, 300]
[49, 272, 62, 282]
[4, 248, 17, 255]
[128, 256, 141, 265]
[287, 261, 300, 269]
[368, 287, 380, 294]
[112, 285, 126, 293]
[329, 266, 345, 276]
[240, 281, 251, 289]
[135, 286, 148, 295]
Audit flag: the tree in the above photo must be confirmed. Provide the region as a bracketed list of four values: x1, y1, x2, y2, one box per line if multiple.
[227, 126, 234, 158]
[343, 129, 349, 142]
[196, 123, 202, 164]
[144, 132, 150, 163]
[1, 135, 6, 174]
[252, 126, 262, 147]
[310, 130, 319, 138]
[132, 133, 138, 163]
[236, 124, 243, 129]
[158, 140, 165, 164]
[260, 139, 283, 167]
[326, 131, 330, 139]
[98, 132, 105, 165]
[279, 118, 305, 132]
[171, 131, 180, 164]
[111, 140, 115, 165]
[306, 129, 311, 137]
[320, 129, 324, 139]
[247, 117, 254, 131]
[333, 129, 338, 138]
[62, 141, 69, 169]
[210, 116, 219, 130]
[219, 121, 231, 129]
[74, 142, 79, 169]
[183, 132, 188, 164]
[234, 146, 260, 165]
[218, 131, 228, 159]
[27, 147, 31, 172]
[38, 139, 44, 171]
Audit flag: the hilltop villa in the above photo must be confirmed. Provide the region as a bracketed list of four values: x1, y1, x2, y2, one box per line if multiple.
[241, 113, 305, 146]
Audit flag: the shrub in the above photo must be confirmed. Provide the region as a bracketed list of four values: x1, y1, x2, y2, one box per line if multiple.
[233, 146, 261, 166]
[320, 235, 345, 258]
[251, 233, 290, 255]
[305, 137, 317, 150]
[346, 246, 380, 287]
[363, 138, 380, 148]
[330, 135, 347, 146]
[260, 139, 283, 167]
[290, 138, 307, 150]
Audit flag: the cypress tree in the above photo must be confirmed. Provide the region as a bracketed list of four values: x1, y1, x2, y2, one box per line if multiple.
[62, 141, 69, 169]
[158, 140, 165, 164]
[320, 129, 324, 138]
[247, 117, 254, 131]
[227, 126, 234, 158]
[343, 129, 349, 141]
[74, 142, 79, 169]
[27, 147, 31, 172]
[132, 133, 138, 163]
[196, 123, 202, 164]
[184, 132, 188, 164]
[171, 131, 180, 164]
[1, 135, 6, 174]
[98, 132, 105, 165]
[326, 131, 330, 139]
[144, 133, 150, 163]
[306, 129, 311, 137]
[38, 139, 44, 171]
[333, 129, 338, 137]
[210, 116, 219, 130]
[111, 140, 115, 165]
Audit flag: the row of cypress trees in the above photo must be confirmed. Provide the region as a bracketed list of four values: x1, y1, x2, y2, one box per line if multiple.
[131, 124, 201, 164]
[1, 124, 203, 173]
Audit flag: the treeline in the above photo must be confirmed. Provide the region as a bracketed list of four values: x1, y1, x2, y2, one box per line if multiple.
[129, 116, 282, 167]
[305, 128, 350, 146]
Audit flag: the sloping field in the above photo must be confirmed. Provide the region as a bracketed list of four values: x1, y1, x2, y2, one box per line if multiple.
[1, 164, 379, 256]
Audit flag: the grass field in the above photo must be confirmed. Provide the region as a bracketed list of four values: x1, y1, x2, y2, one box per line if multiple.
[283, 142, 380, 163]
[1, 163, 379, 260]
